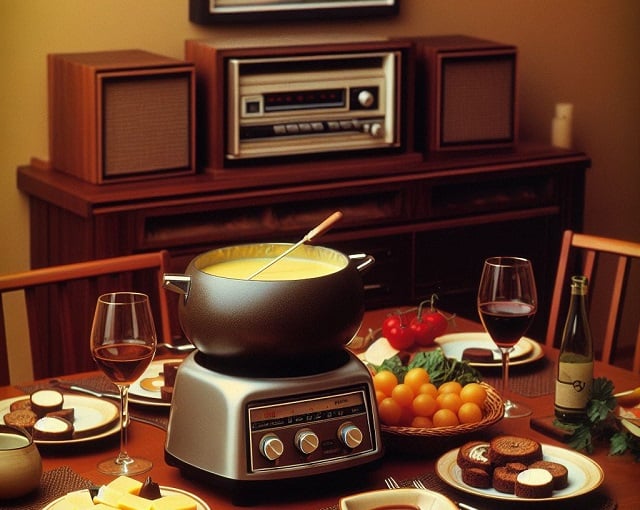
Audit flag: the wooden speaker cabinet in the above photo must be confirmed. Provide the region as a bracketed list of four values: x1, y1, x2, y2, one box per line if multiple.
[48, 50, 195, 184]
[411, 35, 518, 152]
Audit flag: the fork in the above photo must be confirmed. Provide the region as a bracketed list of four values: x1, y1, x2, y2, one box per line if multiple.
[384, 476, 401, 489]
[413, 479, 479, 510]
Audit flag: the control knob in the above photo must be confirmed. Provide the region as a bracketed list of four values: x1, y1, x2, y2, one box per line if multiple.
[338, 422, 363, 449]
[259, 433, 284, 461]
[357, 90, 375, 108]
[295, 428, 320, 455]
[369, 122, 384, 138]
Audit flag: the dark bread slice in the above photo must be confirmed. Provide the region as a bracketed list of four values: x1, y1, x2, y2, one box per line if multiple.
[515, 468, 554, 498]
[3, 409, 38, 431]
[461, 467, 492, 489]
[529, 460, 569, 490]
[489, 435, 543, 466]
[456, 441, 491, 471]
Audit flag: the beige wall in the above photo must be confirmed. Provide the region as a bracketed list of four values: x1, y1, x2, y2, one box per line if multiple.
[1, 1, 639, 380]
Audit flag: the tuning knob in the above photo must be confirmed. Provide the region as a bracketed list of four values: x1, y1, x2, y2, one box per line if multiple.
[295, 428, 320, 455]
[357, 90, 375, 108]
[369, 122, 384, 138]
[338, 422, 363, 449]
[259, 433, 284, 461]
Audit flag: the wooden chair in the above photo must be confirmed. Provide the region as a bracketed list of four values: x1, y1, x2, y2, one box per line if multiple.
[0, 251, 172, 384]
[545, 230, 640, 372]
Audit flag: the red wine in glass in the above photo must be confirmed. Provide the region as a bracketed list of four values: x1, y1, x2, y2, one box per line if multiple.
[477, 257, 537, 418]
[91, 292, 157, 476]
[478, 301, 536, 348]
[92, 343, 154, 385]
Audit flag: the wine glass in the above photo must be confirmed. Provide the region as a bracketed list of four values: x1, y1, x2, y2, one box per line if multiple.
[90, 292, 157, 475]
[477, 257, 537, 418]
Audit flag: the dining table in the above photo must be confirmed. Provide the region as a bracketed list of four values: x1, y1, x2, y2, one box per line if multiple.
[1, 308, 638, 510]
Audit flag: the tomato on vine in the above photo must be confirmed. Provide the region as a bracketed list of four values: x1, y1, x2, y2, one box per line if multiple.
[410, 294, 450, 346]
[382, 310, 415, 350]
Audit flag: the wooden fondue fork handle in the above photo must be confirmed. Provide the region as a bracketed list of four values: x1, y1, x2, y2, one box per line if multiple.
[247, 211, 343, 280]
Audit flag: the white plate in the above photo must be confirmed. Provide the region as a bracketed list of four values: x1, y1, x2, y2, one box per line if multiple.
[0, 395, 119, 445]
[129, 358, 182, 407]
[339, 487, 457, 510]
[43, 485, 210, 510]
[436, 332, 544, 367]
[436, 443, 604, 502]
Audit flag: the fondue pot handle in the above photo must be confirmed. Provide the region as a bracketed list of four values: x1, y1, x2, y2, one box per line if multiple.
[349, 253, 375, 272]
[163, 274, 191, 299]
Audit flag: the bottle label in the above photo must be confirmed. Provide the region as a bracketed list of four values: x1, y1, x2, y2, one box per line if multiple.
[555, 361, 593, 410]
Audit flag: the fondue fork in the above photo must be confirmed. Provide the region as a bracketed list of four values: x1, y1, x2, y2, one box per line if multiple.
[247, 211, 343, 280]
[413, 479, 479, 510]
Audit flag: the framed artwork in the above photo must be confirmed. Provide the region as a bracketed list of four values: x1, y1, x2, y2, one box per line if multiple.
[189, 0, 399, 24]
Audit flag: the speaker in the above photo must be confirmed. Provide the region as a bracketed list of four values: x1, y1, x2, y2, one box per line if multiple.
[48, 50, 195, 184]
[412, 35, 518, 152]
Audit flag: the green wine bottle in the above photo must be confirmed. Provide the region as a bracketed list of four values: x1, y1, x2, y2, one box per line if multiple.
[554, 275, 594, 423]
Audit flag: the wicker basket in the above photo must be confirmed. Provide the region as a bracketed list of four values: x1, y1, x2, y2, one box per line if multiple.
[380, 382, 504, 448]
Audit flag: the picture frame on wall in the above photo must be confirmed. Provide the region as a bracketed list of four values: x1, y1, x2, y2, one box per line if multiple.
[189, 0, 400, 24]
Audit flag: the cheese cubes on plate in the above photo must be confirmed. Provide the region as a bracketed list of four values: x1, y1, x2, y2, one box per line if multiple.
[50, 476, 198, 510]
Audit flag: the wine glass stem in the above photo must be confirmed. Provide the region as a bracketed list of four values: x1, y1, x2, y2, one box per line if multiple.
[116, 384, 132, 466]
[500, 348, 510, 399]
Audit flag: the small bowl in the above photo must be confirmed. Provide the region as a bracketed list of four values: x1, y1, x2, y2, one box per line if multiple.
[0, 425, 42, 500]
[339, 488, 457, 510]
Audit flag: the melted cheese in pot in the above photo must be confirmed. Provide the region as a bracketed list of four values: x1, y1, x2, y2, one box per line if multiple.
[201, 257, 342, 280]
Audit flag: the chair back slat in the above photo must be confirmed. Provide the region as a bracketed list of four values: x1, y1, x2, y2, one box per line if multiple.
[546, 230, 640, 372]
[0, 251, 172, 382]
[0, 294, 9, 385]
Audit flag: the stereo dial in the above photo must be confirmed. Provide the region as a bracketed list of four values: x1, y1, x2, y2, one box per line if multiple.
[295, 428, 320, 455]
[338, 422, 363, 449]
[357, 90, 375, 108]
[369, 122, 384, 138]
[259, 433, 284, 461]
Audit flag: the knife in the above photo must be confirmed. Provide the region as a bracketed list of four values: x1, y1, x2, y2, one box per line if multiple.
[49, 379, 120, 399]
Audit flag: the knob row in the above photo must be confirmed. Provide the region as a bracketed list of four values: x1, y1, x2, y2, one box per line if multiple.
[259, 422, 363, 461]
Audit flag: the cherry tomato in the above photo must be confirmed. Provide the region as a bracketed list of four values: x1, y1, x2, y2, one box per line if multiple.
[381, 313, 402, 339]
[423, 311, 448, 337]
[385, 323, 415, 350]
[411, 295, 449, 345]
[410, 315, 435, 346]
[382, 311, 415, 350]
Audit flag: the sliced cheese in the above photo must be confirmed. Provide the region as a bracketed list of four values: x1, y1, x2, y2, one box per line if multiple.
[117, 492, 153, 510]
[64, 489, 96, 508]
[93, 485, 123, 507]
[108, 475, 143, 495]
[151, 494, 198, 510]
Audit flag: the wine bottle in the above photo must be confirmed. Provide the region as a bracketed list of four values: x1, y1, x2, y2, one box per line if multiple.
[554, 275, 594, 422]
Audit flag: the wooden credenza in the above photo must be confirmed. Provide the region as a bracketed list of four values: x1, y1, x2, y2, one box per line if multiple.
[17, 143, 589, 342]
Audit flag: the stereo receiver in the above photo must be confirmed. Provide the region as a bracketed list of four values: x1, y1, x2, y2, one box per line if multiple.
[185, 37, 412, 170]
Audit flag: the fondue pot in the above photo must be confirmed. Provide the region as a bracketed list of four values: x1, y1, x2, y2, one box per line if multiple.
[163, 243, 374, 373]
[163, 243, 382, 497]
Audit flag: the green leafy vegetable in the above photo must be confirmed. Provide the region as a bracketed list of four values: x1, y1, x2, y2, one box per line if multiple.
[555, 376, 640, 459]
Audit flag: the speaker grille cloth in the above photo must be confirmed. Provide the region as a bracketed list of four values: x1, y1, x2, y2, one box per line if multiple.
[103, 75, 190, 176]
[441, 58, 514, 144]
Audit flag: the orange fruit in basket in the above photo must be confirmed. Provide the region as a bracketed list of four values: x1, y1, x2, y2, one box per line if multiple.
[438, 381, 463, 395]
[373, 370, 398, 396]
[391, 383, 415, 408]
[404, 367, 430, 393]
[460, 383, 487, 407]
[418, 382, 438, 397]
[437, 392, 463, 414]
[411, 416, 433, 428]
[412, 393, 438, 418]
[458, 402, 483, 424]
[378, 397, 403, 425]
[432, 408, 459, 427]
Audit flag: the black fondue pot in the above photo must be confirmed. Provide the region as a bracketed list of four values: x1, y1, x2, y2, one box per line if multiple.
[163, 243, 374, 374]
